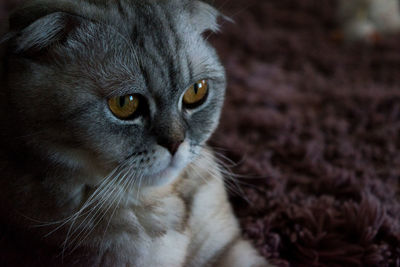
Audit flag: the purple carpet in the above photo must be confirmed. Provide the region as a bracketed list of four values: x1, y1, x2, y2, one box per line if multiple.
[210, 0, 400, 266]
[2, 0, 400, 266]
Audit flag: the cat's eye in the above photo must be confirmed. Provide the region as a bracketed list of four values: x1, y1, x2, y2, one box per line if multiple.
[108, 94, 140, 119]
[183, 80, 208, 109]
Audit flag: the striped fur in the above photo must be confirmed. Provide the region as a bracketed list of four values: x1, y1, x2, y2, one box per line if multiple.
[0, 0, 270, 266]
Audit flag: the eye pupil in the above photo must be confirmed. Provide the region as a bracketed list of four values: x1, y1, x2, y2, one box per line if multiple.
[118, 96, 126, 107]
[108, 94, 141, 120]
[182, 79, 208, 109]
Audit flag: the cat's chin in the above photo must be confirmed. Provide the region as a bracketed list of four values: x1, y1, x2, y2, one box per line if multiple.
[143, 165, 182, 187]
[143, 141, 194, 187]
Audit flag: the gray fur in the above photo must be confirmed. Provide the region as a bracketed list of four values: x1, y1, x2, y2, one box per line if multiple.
[0, 1, 267, 266]
[1, 0, 225, 181]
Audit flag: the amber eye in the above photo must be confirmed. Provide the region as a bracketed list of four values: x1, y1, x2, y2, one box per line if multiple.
[183, 80, 208, 109]
[108, 95, 140, 119]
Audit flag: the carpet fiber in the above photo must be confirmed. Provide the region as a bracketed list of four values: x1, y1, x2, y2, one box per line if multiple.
[2, 0, 400, 266]
[209, 0, 400, 266]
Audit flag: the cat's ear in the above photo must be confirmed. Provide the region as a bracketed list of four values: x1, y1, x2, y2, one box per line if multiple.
[188, 1, 229, 33]
[2, 7, 82, 55]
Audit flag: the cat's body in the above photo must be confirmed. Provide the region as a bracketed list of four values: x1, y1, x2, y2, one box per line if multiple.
[0, 0, 268, 266]
[0, 147, 264, 266]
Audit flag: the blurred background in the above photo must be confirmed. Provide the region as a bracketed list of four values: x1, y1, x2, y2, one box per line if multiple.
[2, 0, 400, 266]
[209, 0, 400, 266]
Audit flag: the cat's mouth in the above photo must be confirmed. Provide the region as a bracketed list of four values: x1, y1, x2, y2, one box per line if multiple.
[142, 149, 189, 187]
[124, 150, 147, 161]
[121, 141, 191, 187]
[142, 163, 181, 187]
[148, 166, 171, 178]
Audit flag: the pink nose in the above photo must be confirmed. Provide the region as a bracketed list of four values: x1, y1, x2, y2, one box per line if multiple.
[157, 139, 183, 156]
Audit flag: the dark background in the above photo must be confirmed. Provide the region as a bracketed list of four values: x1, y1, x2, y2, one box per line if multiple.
[209, 0, 400, 266]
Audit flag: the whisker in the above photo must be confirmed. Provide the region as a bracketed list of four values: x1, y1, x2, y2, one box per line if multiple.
[201, 145, 265, 179]
[189, 162, 215, 189]
[57, 159, 136, 257]
[69, 172, 130, 254]
[41, 163, 126, 236]
[68, 166, 135, 255]
[101, 168, 140, 244]
[195, 149, 252, 205]
[204, 2, 251, 41]
[62, 164, 133, 254]
[135, 171, 144, 201]
[60, 167, 127, 258]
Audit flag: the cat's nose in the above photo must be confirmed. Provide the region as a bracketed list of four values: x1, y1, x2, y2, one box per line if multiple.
[157, 138, 184, 156]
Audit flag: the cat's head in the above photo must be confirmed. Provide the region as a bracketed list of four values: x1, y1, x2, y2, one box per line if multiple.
[1, 0, 226, 187]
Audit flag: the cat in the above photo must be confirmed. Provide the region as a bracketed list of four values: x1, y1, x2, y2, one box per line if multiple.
[0, 0, 270, 266]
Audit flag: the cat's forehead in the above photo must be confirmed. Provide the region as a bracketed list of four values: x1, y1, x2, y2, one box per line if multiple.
[102, 0, 205, 48]
[9, 0, 219, 35]
[77, 2, 221, 96]
[6, 0, 223, 97]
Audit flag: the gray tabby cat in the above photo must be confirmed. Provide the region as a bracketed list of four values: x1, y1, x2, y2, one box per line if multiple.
[0, 0, 270, 266]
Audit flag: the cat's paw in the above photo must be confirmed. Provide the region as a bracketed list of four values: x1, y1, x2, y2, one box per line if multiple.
[215, 239, 273, 267]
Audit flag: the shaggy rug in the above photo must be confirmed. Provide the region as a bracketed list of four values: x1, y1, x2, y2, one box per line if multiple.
[2, 0, 400, 266]
[209, 0, 400, 266]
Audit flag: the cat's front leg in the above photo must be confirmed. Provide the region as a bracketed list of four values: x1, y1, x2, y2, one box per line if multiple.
[213, 238, 271, 267]
[184, 161, 272, 267]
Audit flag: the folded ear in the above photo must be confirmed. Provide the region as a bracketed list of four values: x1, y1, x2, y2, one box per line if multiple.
[188, 1, 224, 33]
[14, 13, 80, 54]
[2, 4, 82, 55]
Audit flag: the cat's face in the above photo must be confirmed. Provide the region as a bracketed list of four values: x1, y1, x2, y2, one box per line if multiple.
[3, 0, 225, 187]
